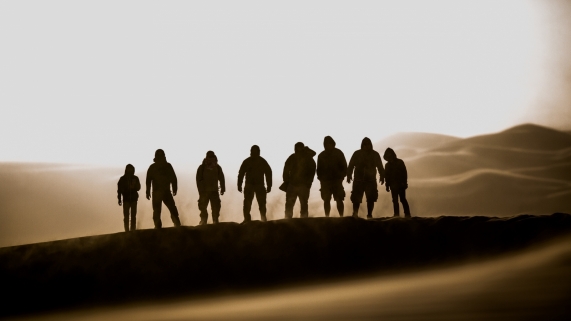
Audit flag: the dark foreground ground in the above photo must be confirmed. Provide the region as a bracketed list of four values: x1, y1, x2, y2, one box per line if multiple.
[1, 214, 571, 319]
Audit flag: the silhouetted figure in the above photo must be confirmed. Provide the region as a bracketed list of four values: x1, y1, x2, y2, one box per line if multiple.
[117, 164, 141, 232]
[196, 151, 226, 225]
[317, 136, 347, 217]
[238, 145, 272, 222]
[283, 142, 316, 218]
[146, 149, 181, 228]
[384, 148, 411, 217]
[347, 138, 385, 218]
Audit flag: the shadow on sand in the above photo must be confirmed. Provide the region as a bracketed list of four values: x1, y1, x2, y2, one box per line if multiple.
[1, 214, 571, 318]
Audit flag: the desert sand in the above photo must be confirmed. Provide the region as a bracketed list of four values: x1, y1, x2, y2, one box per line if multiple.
[2, 214, 571, 320]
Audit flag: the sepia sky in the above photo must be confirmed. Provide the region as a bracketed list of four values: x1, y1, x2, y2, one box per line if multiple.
[1, 0, 570, 169]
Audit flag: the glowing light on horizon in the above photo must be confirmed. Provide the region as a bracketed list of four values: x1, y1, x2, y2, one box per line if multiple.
[0, 0, 554, 167]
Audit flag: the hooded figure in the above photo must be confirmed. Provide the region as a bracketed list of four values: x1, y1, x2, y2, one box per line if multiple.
[282, 142, 316, 218]
[347, 138, 385, 218]
[196, 150, 226, 225]
[316, 136, 347, 217]
[146, 149, 181, 228]
[384, 148, 410, 217]
[117, 164, 141, 232]
[238, 145, 272, 222]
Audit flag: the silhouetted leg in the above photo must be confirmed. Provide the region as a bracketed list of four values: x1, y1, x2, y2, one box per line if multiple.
[320, 182, 332, 217]
[399, 189, 410, 217]
[367, 201, 374, 218]
[255, 185, 267, 221]
[352, 203, 360, 217]
[243, 185, 255, 222]
[122, 202, 130, 232]
[391, 188, 400, 217]
[350, 181, 364, 217]
[130, 201, 137, 231]
[333, 180, 345, 217]
[323, 201, 331, 217]
[198, 193, 210, 224]
[299, 186, 310, 218]
[336, 201, 344, 217]
[364, 181, 378, 219]
[163, 192, 181, 227]
[211, 192, 221, 224]
[152, 192, 163, 229]
[285, 185, 297, 219]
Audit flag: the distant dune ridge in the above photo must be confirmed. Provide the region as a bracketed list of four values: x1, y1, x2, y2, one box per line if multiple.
[1, 214, 571, 319]
[0, 123, 570, 247]
[373, 124, 571, 217]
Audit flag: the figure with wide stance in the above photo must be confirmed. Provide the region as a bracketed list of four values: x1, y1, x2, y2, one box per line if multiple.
[384, 148, 411, 217]
[283, 142, 316, 218]
[117, 164, 141, 231]
[317, 136, 347, 217]
[146, 149, 181, 228]
[238, 145, 272, 222]
[196, 151, 226, 225]
[347, 138, 385, 219]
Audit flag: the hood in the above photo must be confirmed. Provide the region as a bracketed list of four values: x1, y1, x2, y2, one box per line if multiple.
[154, 149, 167, 163]
[383, 148, 397, 161]
[361, 137, 373, 149]
[323, 136, 336, 150]
[124, 164, 135, 176]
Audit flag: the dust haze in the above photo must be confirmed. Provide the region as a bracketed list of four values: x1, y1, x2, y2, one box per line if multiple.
[1, 123, 569, 247]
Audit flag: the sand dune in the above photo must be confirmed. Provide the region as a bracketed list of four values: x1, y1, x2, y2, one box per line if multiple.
[390, 124, 571, 216]
[2, 214, 571, 320]
[15, 234, 571, 321]
[373, 132, 459, 158]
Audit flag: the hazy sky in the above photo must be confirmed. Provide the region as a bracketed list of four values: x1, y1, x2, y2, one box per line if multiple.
[1, 0, 570, 169]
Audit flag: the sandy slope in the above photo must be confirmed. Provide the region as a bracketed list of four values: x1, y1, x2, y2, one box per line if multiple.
[15, 234, 571, 321]
[2, 214, 571, 320]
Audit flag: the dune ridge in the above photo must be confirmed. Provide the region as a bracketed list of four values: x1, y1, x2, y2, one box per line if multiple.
[1, 213, 571, 318]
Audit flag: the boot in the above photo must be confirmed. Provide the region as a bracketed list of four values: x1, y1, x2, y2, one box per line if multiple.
[261, 214, 267, 222]
[199, 219, 207, 226]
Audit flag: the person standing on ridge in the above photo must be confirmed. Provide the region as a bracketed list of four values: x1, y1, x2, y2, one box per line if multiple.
[347, 138, 385, 219]
[196, 151, 225, 225]
[383, 148, 411, 218]
[146, 149, 181, 228]
[238, 145, 272, 222]
[282, 142, 316, 218]
[317, 136, 347, 217]
[117, 164, 141, 232]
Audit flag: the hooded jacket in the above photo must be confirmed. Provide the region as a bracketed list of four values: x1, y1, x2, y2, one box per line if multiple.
[317, 137, 347, 182]
[347, 138, 385, 182]
[117, 173, 141, 202]
[283, 146, 317, 188]
[196, 157, 226, 193]
[384, 149, 408, 188]
[238, 156, 272, 188]
[146, 157, 178, 194]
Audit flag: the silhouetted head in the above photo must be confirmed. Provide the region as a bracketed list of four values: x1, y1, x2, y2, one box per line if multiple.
[204, 151, 218, 168]
[383, 148, 397, 162]
[250, 145, 260, 157]
[154, 149, 166, 162]
[124, 164, 135, 176]
[295, 142, 305, 154]
[205, 150, 217, 161]
[323, 136, 336, 150]
[361, 137, 373, 151]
